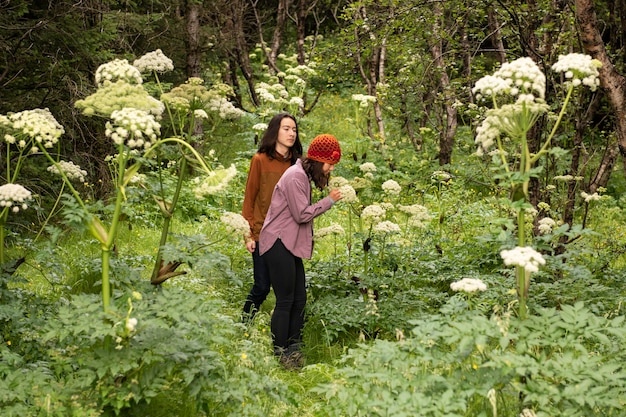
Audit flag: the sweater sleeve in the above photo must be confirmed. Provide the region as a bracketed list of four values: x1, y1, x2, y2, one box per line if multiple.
[283, 171, 333, 224]
[241, 155, 261, 231]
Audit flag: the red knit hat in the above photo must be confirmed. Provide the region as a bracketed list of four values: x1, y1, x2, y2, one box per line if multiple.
[307, 134, 341, 164]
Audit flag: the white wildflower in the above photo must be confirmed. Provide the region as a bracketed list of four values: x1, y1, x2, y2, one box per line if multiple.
[47, 160, 88, 182]
[352, 94, 377, 108]
[581, 191, 601, 203]
[381, 179, 401, 195]
[133, 49, 174, 74]
[338, 184, 358, 203]
[329, 176, 349, 188]
[220, 212, 250, 236]
[359, 162, 377, 173]
[105, 108, 160, 150]
[551, 53, 601, 91]
[500, 246, 546, 273]
[315, 223, 345, 239]
[450, 278, 487, 293]
[361, 204, 386, 223]
[372, 220, 401, 234]
[537, 217, 557, 235]
[252, 123, 268, 132]
[7, 108, 65, 149]
[194, 109, 209, 120]
[0, 183, 33, 212]
[125, 317, 138, 332]
[192, 164, 238, 198]
[95, 59, 142, 86]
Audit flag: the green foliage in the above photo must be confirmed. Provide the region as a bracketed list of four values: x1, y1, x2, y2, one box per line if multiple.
[0, 284, 294, 416]
[311, 302, 626, 417]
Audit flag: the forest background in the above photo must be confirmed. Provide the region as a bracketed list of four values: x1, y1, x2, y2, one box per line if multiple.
[2, 0, 626, 416]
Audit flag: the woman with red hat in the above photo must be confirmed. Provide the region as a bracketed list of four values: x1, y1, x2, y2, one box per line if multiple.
[259, 133, 343, 369]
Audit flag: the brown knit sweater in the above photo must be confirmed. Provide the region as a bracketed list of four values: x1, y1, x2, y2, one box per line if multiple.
[241, 152, 291, 241]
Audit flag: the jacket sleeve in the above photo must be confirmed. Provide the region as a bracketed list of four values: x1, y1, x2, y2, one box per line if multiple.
[283, 171, 333, 224]
[241, 155, 261, 229]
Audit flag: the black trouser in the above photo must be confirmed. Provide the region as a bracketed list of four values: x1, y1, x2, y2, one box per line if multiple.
[262, 239, 306, 352]
[242, 243, 271, 317]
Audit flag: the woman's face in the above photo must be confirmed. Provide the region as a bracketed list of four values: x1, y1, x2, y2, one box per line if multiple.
[322, 162, 335, 175]
[275, 117, 297, 155]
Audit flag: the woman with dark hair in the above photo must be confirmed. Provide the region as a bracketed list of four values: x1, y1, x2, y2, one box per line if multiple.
[241, 113, 303, 321]
[259, 134, 343, 369]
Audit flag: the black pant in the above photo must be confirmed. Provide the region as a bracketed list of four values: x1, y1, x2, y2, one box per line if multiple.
[262, 239, 306, 352]
[242, 243, 271, 317]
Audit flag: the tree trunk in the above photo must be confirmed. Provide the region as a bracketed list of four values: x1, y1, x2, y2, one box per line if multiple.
[185, 1, 202, 78]
[487, 8, 506, 64]
[576, 0, 626, 175]
[430, 2, 457, 166]
[229, 0, 259, 106]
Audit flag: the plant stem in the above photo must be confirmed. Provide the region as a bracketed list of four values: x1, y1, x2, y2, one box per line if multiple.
[150, 156, 188, 283]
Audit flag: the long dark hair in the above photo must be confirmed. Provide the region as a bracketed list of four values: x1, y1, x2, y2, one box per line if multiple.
[301, 158, 329, 190]
[257, 113, 302, 164]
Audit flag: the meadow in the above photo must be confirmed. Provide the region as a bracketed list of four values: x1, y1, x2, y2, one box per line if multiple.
[1, 51, 626, 417]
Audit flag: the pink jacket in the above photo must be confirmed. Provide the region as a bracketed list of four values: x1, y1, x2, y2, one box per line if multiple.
[259, 159, 334, 259]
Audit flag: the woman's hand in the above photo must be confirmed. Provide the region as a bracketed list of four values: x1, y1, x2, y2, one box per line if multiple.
[329, 188, 342, 202]
[245, 240, 256, 253]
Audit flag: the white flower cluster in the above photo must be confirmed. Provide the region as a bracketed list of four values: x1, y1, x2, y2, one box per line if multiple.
[105, 108, 160, 150]
[372, 220, 401, 234]
[475, 101, 549, 154]
[537, 217, 557, 235]
[220, 212, 250, 236]
[398, 203, 431, 219]
[285, 64, 317, 77]
[450, 278, 487, 293]
[581, 191, 601, 203]
[289, 96, 304, 109]
[551, 53, 601, 91]
[207, 97, 245, 119]
[194, 109, 209, 120]
[500, 246, 546, 273]
[95, 59, 143, 86]
[125, 317, 138, 332]
[359, 162, 377, 173]
[472, 75, 512, 99]
[252, 123, 268, 132]
[133, 49, 174, 74]
[352, 94, 376, 108]
[361, 204, 386, 223]
[6, 108, 65, 149]
[338, 184, 358, 203]
[256, 82, 289, 104]
[47, 160, 87, 182]
[473, 57, 546, 100]
[381, 179, 401, 196]
[192, 164, 238, 199]
[314, 223, 345, 239]
[329, 176, 349, 188]
[0, 183, 32, 213]
[474, 114, 501, 154]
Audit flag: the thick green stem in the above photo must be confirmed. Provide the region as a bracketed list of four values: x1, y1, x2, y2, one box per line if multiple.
[531, 85, 574, 164]
[101, 248, 111, 311]
[516, 209, 527, 320]
[150, 156, 188, 282]
[0, 208, 7, 264]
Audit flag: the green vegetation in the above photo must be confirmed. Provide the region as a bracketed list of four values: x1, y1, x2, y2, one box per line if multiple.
[2, 1, 626, 416]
